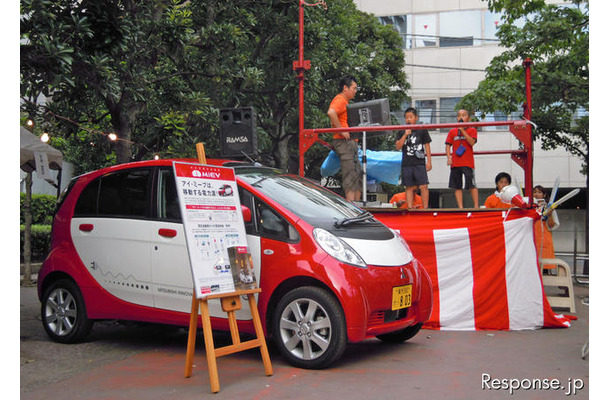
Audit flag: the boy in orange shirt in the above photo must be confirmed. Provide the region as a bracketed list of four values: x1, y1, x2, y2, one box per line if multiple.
[390, 190, 423, 209]
[484, 172, 513, 209]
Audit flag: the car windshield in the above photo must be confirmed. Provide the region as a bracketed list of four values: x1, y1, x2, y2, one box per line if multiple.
[235, 167, 365, 225]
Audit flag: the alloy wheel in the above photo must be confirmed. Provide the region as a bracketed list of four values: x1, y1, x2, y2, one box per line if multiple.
[278, 297, 333, 361]
[44, 287, 78, 337]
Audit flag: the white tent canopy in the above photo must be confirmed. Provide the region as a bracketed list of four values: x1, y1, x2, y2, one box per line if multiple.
[20, 126, 63, 173]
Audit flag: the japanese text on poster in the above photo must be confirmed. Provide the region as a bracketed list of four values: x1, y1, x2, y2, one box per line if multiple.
[173, 162, 257, 298]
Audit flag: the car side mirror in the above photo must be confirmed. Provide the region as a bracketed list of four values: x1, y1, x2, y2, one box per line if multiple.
[241, 205, 252, 223]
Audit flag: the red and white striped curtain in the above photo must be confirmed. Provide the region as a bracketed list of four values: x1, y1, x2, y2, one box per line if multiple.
[373, 209, 575, 330]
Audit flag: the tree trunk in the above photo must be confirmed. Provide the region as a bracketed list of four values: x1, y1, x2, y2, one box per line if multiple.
[112, 107, 134, 164]
[115, 132, 133, 164]
[22, 172, 33, 286]
[271, 109, 290, 170]
[273, 133, 291, 171]
[107, 95, 145, 164]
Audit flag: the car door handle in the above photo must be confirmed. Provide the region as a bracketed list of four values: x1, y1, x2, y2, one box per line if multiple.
[158, 228, 178, 238]
[79, 224, 94, 232]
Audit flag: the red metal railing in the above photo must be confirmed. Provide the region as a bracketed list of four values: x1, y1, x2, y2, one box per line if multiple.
[299, 119, 534, 202]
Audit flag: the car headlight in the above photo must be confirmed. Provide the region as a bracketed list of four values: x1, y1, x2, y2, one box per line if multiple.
[313, 228, 367, 268]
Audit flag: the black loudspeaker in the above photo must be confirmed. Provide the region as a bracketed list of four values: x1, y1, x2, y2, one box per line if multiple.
[219, 107, 257, 157]
[347, 98, 391, 139]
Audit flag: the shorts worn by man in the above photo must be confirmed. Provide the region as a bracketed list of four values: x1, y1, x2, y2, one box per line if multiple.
[327, 75, 362, 201]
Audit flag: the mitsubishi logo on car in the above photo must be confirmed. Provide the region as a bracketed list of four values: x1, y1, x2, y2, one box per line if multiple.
[400, 267, 407, 280]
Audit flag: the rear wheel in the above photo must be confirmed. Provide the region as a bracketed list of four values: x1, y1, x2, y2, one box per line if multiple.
[272, 287, 347, 369]
[41, 279, 93, 343]
[376, 322, 423, 343]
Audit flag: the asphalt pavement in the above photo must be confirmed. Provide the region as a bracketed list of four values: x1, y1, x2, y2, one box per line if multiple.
[20, 280, 590, 400]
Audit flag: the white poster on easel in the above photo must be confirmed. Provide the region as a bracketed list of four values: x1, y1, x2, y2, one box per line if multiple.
[173, 161, 257, 298]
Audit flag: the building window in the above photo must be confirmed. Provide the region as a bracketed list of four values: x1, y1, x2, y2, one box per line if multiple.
[484, 11, 526, 42]
[440, 97, 462, 132]
[414, 100, 437, 124]
[483, 11, 503, 42]
[392, 101, 410, 125]
[439, 10, 482, 47]
[414, 14, 437, 48]
[379, 15, 412, 49]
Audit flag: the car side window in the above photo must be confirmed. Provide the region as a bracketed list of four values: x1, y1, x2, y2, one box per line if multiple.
[74, 179, 99, 216]
[98, 169, 150, 217]
[74, 169, 151, 218]
[157, 169, 181, 222]
[238, 186, 298, 242]
[254, 199, 299, 243]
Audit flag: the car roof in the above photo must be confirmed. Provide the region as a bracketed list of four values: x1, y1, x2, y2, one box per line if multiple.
[74, 158, 284, 182]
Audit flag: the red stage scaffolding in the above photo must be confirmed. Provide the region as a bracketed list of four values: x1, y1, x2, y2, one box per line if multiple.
[294, 1, 535, 203]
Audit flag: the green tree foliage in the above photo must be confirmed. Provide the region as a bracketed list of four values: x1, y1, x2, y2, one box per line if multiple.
[459, 0, 589, 175]
[20, 225, 52, 262]
[20, 193, 56, 225]
[21, 0, 199, 167]
[21, 0, 408, 177]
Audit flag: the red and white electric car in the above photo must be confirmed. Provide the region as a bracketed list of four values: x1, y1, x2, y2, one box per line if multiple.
[37, 159, 433, 369]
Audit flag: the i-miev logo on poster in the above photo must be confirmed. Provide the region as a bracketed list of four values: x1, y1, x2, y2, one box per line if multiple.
[481, 373, 584, 396]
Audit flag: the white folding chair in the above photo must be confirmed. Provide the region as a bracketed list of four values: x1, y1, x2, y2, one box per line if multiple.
[539, 258, 576, 313]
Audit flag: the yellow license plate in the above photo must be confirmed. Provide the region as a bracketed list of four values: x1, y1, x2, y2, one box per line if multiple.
[392, 284, 412, 310]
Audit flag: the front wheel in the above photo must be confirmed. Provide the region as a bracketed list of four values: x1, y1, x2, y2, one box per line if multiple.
[376, 322, 423, 343]
[272, 287, 347, 369]
[41, 279, 93, 343]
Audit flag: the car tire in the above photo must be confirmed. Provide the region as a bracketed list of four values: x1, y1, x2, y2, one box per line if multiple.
[41, 279, 93, 343]
[272, 286, 347, 369]
[376, 322, 423, 343]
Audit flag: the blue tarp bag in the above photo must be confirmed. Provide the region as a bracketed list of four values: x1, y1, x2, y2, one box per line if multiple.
[320, 149, 402, 185]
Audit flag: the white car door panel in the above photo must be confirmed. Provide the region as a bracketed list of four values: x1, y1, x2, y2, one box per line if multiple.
[150, 221, 194, 312]
[150, 225, 261, 320]
[71, 218, 154, 307]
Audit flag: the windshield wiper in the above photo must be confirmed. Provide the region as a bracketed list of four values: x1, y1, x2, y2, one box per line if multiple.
[250, 176, 269, 187]
[334, 211, 375, 228]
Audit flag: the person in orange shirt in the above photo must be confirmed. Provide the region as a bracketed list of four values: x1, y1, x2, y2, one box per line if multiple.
[484, 172, 513, 209]
[327, 75, 361, 202]
[390, 190, 423, 209]
[533, 185, 560, 269]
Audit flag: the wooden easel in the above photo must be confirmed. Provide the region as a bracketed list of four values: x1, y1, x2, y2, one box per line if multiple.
[183, 143, 273, 393]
